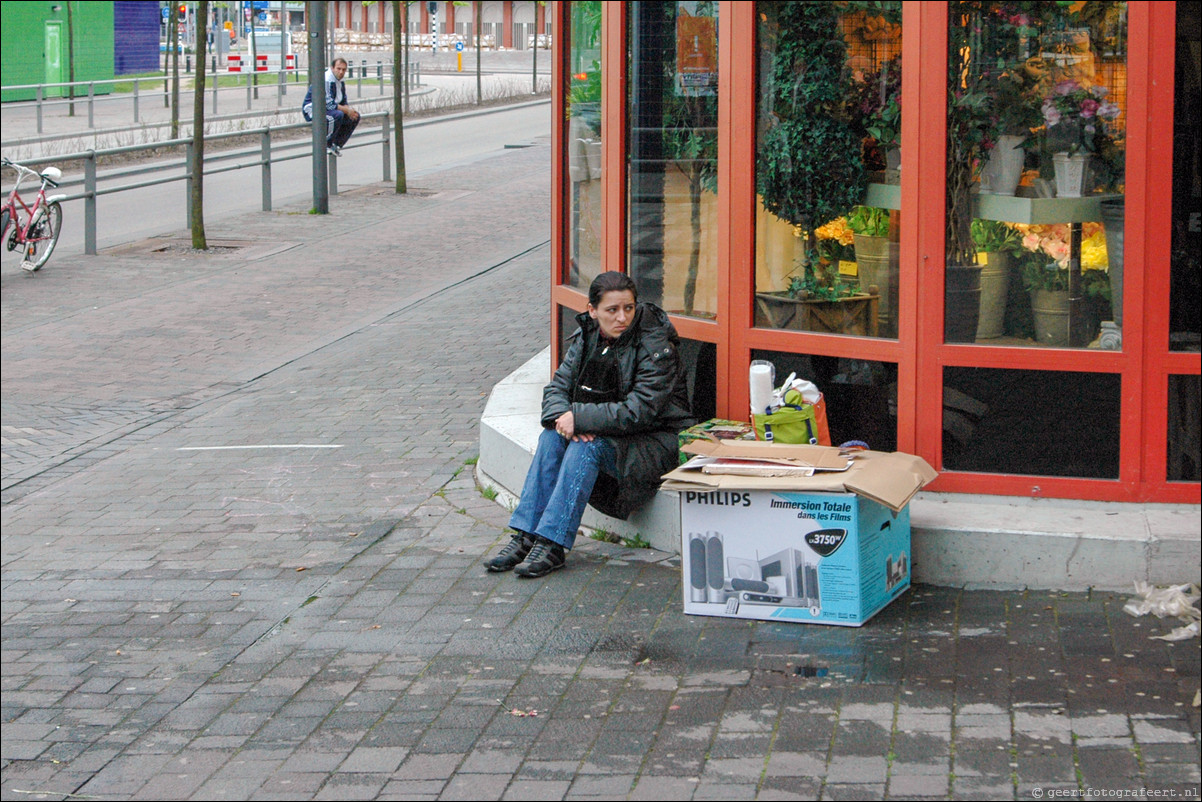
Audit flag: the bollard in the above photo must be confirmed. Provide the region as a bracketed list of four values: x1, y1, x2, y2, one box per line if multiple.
[36, 85, 43, 134]
[84, 153, 97, 255]
[246, 72, 252, 110]
[277, 70, 284, 107]
[133, 77, 139, 122]
[261, 131, 272, 211]
[186, 54, 192, 74]
[328, 150, 338, 196]
[87, 82, 95, 128]
[382, 112, 391, 183]
[212, 74, 219, 114]
[185, 142, 193, 226]
[378, 61, 384, 95]
[358, 59, 364, 97]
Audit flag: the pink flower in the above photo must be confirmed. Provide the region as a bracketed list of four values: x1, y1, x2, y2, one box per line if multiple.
[1097, 101, 1120, 120]
[1042, 99, 1061, 126]
[1053, 80, 1080, 97]
[1079, 98, 1100, 119]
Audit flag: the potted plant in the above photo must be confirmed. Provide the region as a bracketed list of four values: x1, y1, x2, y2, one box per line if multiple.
[1041, 79, 1121, 197]
[979, 57, 1044, 196]
[1016, 222, 1109, 346]
[851, 55, 902, 178]
[754, 232, 880, 337]
[847, 205, 897, 336]
[945, 3, 997, 343]
[970, 219, 1021, 338]
[756, 3, 868, 333]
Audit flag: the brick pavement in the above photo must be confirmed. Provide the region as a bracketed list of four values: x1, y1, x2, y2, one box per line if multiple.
[2, 137, 1199, 800]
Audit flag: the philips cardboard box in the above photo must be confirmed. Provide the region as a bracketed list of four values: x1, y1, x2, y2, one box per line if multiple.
[664, 441, 936, 627]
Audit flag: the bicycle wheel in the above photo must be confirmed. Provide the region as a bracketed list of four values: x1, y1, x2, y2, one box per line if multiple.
[25, 201, 62, 271]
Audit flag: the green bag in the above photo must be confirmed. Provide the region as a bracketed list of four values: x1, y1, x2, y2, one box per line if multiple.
[752, 403, 819, 444]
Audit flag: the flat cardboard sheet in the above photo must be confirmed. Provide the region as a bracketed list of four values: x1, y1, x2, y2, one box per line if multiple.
[664, 444, 937, 513]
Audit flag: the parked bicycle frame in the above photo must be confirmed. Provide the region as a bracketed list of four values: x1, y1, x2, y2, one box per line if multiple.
[1, 158, 66, 272]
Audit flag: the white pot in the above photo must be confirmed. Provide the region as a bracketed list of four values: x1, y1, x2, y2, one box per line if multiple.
[1052, 151, 1090, 198]
[980, 135, 1025, 196]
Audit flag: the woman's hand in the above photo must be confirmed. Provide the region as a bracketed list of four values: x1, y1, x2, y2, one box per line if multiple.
[555, 411, 595, 442]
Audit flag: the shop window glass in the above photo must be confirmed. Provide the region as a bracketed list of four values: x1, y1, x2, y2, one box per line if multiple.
[753, 2, 902, 339]
[566, 1, 603, 290]
[626, 1, 719, 319]
[946, 2, 1127, 348]
[1171, 5, 1201, 352]
[1168, 375, 1201, 482]
[752, 349, 897, 452]
[943, 367, 1119, 478]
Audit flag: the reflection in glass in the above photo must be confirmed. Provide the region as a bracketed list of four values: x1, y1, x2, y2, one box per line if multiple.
[754, 2, 901, 339]
[566, 1, 603, 290]
[752, 349, 897, 452]
[1168, 375, 1201, 482]
[1171, 4, 1201, 352]
[627, 1, 719, 318]
[943, 367, 1119, 478]
[946, 2, 1127, 348]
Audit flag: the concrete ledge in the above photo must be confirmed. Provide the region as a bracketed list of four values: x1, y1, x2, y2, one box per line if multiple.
[479, 349, 1200, 591]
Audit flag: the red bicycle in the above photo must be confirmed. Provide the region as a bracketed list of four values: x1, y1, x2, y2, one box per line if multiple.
[1, 157, 65, 272]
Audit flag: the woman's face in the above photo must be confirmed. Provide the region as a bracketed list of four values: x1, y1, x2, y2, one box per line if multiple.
[588, 290, 637, 340]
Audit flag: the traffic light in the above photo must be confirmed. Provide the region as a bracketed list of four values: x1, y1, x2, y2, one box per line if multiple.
[178, 4, 187, 18]
[428, 2, 437, 14]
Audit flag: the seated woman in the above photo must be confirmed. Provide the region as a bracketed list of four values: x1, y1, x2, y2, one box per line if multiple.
[486, 272, 695, 578]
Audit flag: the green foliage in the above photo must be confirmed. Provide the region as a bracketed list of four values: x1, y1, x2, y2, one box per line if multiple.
[970, 219, 1021, 254]
[623, 533, 652, 549]
[756, 3, 865, 234]
[481, 486, 498, 501]
[786, 263, 862, 302]
[847, 206, 890, 238]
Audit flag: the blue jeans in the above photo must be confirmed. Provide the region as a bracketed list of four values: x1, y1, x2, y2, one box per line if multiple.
[509, 429, 617, 550]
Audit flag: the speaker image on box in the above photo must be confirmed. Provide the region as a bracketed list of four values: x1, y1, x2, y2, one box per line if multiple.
[759, 548, 803, 599]
[705, 532, 726, 604]
[688, 533, 708, 602]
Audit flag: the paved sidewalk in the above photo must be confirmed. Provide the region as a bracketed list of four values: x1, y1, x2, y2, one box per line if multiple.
[2, 139, 1199, 801]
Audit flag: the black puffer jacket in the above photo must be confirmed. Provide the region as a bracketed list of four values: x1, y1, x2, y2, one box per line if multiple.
[542, 303, 696, 519]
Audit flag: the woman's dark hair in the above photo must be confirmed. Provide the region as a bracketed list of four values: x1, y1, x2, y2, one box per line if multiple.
[588, 271, 637, 307]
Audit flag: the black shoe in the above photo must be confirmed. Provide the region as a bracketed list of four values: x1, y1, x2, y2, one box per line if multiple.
[514, 537, 566, 578]
[485, 532, 534, 572]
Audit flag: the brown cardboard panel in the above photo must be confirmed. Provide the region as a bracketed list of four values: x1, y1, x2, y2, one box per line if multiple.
[681, 439, 851, 470]
[663, 448, 937, 512]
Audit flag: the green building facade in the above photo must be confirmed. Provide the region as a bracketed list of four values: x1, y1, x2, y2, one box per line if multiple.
[1, 1, 115, 102]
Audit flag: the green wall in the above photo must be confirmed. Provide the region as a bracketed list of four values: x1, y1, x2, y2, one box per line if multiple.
[1, 1, 115, 102]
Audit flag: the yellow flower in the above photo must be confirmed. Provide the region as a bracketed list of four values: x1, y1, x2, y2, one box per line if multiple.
[1080, 230, 1109, 271]
[815, 217, 854, 246]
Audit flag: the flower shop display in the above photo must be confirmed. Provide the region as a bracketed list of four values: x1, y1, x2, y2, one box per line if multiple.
[755, 3, 869, 334]
[1016, 222, 1111, 346]
[847, 205, 898, 337]
[970, 219, 1021, 339]
[1041, 79, 1122, 197]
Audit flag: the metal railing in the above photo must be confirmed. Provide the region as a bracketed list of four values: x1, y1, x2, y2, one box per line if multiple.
[2, 61, 419, 135]
[2, 111, 393, 255]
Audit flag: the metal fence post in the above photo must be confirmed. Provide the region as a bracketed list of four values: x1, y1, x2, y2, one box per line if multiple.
[328, 150, 338, 196]
[246, 73, 252, 110]
[87, 82, 95, 128]
[378, 61, 383, 95]
[382, 112, 391, 183]
[358, 60, 364, 98]
[133, 78, 140, 122]
[185, 141, 193, 226]
[36, 85, 44, 134]
[261, 130, 272, 211]
[212, 73, 219, 115]
[84, 152, 97, 255]
[277, 70, 284, 108]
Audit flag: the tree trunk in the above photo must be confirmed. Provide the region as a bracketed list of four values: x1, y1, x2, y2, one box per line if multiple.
[683, 164, 702, 315]
[392, 1, 407, 194]
[191, 0, 209, 250]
